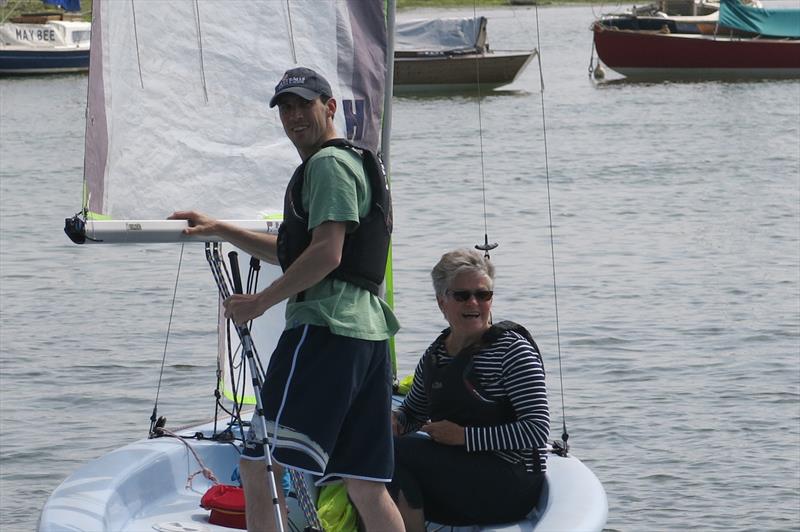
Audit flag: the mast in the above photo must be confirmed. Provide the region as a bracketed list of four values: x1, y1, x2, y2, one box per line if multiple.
[381, 0, 396, 172]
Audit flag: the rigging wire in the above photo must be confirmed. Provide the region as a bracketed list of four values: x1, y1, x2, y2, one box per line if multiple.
[471, 2, 498, 258]
[149, 244, 186, 437]
[533, 6, 569, 450]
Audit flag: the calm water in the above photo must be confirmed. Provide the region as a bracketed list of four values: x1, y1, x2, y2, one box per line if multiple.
[2, 4, 799, 531]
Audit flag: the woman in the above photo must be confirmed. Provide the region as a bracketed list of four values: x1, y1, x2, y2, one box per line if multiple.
[391, 249, 549, 529]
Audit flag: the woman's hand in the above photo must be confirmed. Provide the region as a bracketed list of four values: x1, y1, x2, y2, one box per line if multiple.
[421, 420, 465, 446]
[391, 411, 401, 436]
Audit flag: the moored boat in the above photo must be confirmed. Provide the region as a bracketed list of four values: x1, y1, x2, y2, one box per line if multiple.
[0, 1, 89, 75]
[592, 0, 800, 79]
[591, 0, 725, 38]
[0, 17, 89, 74]
[393, 16, 536, 91]
[595, 12, 720, 35]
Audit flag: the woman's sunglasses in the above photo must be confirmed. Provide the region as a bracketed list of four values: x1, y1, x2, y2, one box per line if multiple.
[447, 289, 494, 302]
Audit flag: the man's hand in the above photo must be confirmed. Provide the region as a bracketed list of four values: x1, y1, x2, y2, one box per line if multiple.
[168, 210, 219, 236]
[223, 293, 269, 326]
[421, 420, 465, 446]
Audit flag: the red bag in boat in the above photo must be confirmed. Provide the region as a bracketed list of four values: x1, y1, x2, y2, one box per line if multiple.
[200, 484, 246, 529]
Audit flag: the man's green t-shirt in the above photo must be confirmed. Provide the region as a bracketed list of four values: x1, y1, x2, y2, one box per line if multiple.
[284, 145, 400, 341]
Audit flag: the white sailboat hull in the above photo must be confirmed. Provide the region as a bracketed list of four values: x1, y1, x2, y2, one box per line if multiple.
[38, 414, 607, 532]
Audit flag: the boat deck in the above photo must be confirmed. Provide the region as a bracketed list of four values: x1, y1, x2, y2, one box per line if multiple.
[39, 414, 607, 532]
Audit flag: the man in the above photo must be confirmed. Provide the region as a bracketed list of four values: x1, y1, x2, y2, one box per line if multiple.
[170, 67, 403, 532]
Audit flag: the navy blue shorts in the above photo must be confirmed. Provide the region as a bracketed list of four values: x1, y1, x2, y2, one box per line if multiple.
[242, 324, 394, 484]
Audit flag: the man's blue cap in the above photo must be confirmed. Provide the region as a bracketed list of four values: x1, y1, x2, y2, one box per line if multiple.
[269, 67, 333, 108]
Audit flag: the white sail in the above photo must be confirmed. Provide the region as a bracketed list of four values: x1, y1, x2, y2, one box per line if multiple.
[82, 0, 387, 223]
[76, 0, 391, 403]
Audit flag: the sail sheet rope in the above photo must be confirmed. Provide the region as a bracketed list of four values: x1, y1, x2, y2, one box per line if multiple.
[152, 425, 221, 490]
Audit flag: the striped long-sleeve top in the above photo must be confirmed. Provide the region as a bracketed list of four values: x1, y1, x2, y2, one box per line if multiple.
[396, 329, 550, 473]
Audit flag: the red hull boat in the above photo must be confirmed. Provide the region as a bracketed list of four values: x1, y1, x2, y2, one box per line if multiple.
[593, 25, 800, 79]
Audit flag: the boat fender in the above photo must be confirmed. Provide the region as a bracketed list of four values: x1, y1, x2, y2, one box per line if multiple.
[593, 63, 606, 80]
[396, 373, 414, 395]
[200, 484, 246, 529]
[317, 482, 358, 532]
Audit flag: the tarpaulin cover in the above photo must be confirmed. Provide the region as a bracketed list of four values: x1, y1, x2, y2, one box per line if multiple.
[719, 0, 800, 38]
[43, 0, 81, 12]
[395, 16, 486, 54]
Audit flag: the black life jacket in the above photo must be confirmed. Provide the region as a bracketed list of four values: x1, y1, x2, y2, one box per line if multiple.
[423, 320, 543, 429]
[276, 139, 393, 296]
